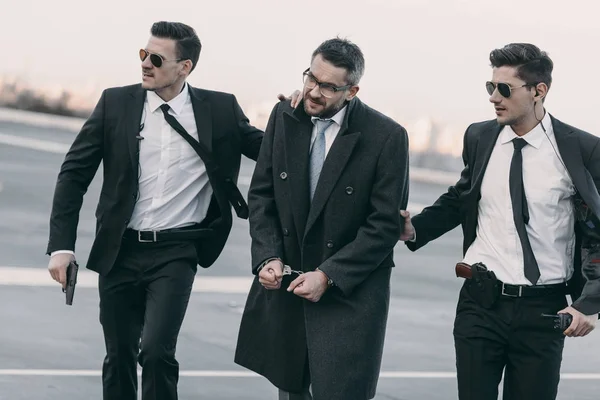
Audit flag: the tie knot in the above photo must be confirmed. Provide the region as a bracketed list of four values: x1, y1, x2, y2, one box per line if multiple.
[160, 103, 171, 114]
[314, 118, 334, 133]
[512, 138, 528, 151]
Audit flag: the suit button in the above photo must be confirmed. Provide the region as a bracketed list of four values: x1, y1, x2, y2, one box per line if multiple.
[280, 172, 288, 180]
[326, 240, 334, 248]
[283, 228, 290, 236]
[345, 186, 354, 195]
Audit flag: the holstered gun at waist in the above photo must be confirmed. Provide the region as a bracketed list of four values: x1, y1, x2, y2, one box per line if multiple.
[455, 262, 567, 299]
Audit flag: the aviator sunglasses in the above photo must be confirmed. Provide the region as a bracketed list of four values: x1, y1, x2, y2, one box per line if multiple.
[139, 49, 183, 68]
[486, 81, 536, 98]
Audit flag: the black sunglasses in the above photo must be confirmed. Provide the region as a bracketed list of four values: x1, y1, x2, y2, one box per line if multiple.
[139, 49, 183, 68]
[486, 81, 535, 98]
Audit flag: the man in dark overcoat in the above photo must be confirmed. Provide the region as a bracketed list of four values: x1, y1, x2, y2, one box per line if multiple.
[234, 38, 410, 400]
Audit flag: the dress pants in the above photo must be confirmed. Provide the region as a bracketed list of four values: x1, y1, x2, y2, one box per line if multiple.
[454, 282, 567, 400]
[98, 236, 197, 400]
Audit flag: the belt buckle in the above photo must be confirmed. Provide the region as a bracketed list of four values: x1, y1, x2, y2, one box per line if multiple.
[138, 230, 157, 243]
[501, 282, 523, 297]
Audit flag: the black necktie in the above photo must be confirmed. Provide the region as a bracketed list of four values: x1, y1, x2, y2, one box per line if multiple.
[158, 103, 249, 219]
[509, 138, 540, 285]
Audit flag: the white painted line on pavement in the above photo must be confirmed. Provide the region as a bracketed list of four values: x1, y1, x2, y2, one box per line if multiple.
[0, 107, 85, 132]
[0, 369, 598, 379]
[0, 131, 458, 186]
[0, 132, 70, 154]
[0, 266, 253, 294]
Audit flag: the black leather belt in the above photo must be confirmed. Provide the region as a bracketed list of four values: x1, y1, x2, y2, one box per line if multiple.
[497, 281, 567, 298]
[123, 226, 214, 243]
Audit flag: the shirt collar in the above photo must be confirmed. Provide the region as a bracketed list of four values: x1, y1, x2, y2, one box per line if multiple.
[311, 104, 347, 127]
[499, 110, 553, 149]
[146, 82, 189, 115]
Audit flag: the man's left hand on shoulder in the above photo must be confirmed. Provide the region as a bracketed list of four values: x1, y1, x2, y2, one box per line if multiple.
[287, 270, 330, 302]
[560, 306, 598, 337]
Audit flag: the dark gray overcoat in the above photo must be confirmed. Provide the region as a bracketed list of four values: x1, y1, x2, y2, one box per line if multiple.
[234, 97, 410, 400]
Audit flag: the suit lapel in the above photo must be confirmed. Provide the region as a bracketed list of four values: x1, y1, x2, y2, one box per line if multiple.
[125, 85, 146, 175]
[304, 100, 361, 236]
[470, 124, 503, 198]
[189, 86, 213, 155]
[283, 106, 313, 242]
[553, 116, 600, 218]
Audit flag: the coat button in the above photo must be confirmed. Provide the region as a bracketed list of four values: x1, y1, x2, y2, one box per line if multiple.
[283, 228, 290, 236]
[280, 172, 288, 180]
[326, 240, 334, 248]
[345, 186, 354, 195]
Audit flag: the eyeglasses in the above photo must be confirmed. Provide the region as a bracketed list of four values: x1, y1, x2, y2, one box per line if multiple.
[302, 68, 352, 98]
[486, 81, 535, 98]
[139, 49, 183, 68]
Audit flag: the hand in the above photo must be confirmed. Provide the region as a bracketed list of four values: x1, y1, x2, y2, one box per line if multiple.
[48, 253, 74, 289]
[287, 271, 329, 302]
[277, 90, 302, 108]
[559, 306, 597, 337]
[399, 210, 415, 241]
[258, 259, 284, 290]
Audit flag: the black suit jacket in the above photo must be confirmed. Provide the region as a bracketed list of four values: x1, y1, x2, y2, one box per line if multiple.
[407, 115, 600, 315]
[47, 83, 262, 275]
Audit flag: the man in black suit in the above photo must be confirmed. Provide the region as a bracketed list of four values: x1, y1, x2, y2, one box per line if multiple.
[234, 38, 409, 400]
[400, 43, 599, 400]
[46, 21, 293, 400]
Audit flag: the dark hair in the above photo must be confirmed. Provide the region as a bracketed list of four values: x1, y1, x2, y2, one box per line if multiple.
[489, 43, 553, 89]
[312, 37, 365, 86]
[150, 21, 201, 72]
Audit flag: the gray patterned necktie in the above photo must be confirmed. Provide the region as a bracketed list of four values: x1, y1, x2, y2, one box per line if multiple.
[309, 119, 334, 200]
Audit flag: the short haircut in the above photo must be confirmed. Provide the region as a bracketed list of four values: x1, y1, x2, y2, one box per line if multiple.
[489, 43, 553, 88]
[150, 21, 201, 72]
[312, 37, 365, 86]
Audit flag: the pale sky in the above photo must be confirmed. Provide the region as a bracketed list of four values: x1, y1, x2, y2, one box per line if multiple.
[2, 0, 599, 135]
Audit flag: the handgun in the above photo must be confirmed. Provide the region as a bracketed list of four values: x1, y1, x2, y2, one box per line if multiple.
[541, 313, 573, 331]
[455, 262, 489, 279]
[62, 260, 79, 306]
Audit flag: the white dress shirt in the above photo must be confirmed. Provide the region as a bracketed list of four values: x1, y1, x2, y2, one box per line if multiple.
[127, 82, 212, 230]
[462, 112, 576, 285]
[310, 105, 347, 156]
[52, 82, 212, 257]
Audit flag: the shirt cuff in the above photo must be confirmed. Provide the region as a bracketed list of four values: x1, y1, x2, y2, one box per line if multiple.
[408, 229, 417, 243]
[50, 250, 75, 257]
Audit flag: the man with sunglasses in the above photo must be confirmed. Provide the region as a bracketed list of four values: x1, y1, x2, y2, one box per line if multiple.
[234, 38, 409, 400]
[46, 21, 298, 400]
[399, 43, 600, 399]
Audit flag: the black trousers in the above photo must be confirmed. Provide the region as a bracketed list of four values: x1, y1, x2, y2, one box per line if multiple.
[454, 282, 568, 400]
[98, 237, 197, 400]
